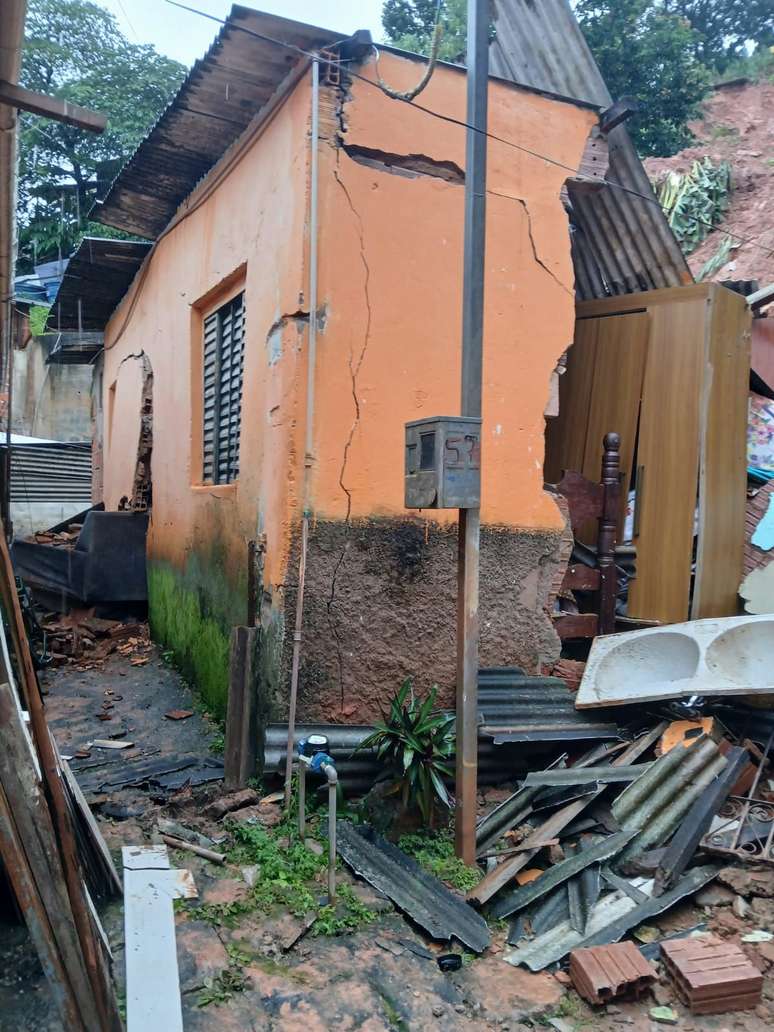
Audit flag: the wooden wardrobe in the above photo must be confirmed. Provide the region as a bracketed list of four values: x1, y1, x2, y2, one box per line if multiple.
[545, 283, 751, 625]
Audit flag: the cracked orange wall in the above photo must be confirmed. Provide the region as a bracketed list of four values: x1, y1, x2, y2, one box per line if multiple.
[311, 57, 595, 532]
[102, 53, 595, 602]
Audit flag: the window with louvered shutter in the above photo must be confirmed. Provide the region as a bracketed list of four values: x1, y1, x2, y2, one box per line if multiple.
[202, 292, 245, 484]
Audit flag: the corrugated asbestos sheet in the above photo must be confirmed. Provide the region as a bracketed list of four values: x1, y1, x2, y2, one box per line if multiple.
[336, 822, 491, 953]
[46, 238, 151, 332]
[489, 0, 692, 299]
[94, 7, 340, 239]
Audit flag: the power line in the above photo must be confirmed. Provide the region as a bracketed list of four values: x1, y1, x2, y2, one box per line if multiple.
[163, 0, 774, 261]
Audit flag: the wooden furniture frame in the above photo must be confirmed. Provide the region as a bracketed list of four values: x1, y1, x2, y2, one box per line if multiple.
[546, 283, 751, 625]
[553, 432, 620, 640]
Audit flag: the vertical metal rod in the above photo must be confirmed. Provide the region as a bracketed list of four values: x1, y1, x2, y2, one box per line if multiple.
[285, 56, 320, 809]
[327, 778, 337, 901]
[298, 762, 306, 843]
[3, 317, 12, 538]
[455, 0, 488, 865]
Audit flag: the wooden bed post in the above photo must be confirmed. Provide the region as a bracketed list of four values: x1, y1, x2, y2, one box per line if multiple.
[597, 432, 620, 635]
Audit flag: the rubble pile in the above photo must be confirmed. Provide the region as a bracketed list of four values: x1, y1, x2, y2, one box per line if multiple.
[41, 611, 149, 670]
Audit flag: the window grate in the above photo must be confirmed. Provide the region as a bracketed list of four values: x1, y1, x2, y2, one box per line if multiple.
[202, 292, 245, 484]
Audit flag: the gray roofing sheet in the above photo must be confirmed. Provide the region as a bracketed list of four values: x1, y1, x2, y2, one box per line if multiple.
[336, 822, 491, 953]
[489, 0, 691, 299]
[45, 238, 151, 332]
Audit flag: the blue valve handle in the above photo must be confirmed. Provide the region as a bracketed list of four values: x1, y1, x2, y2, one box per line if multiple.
[308, 752, 335, 774]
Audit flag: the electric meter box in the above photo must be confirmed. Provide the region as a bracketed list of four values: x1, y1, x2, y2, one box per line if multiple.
[404, 415, 482, 509]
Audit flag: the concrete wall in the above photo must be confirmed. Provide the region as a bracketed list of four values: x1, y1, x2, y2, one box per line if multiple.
[102, 53, 595, 720]
[11, 335, 92, 441]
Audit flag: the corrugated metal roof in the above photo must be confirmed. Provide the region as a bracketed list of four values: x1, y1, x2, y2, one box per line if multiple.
[46, 238, 151, 332]
[489, 0, 692, 299]
[477, 669, 622, 743]
[336, 821, 491, 953]
[4, 442, 92, 504]
[93, 6, 342, 240]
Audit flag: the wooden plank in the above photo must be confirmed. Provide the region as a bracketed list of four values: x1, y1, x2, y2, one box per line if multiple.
[545, 317, 598, 484]
[0, 682, 97, 1030]
[123, 846, 185, 1032]
[579, 311, 649, 541]
[0, 528, 122, 1031]
[627, 298, 705, 623]
[224, 625, 259, 789]
[0, 79, 106, 132]
[0, 779, 84, 1029]
[692, 286, 751, 617]
[554, 612, 599, 639]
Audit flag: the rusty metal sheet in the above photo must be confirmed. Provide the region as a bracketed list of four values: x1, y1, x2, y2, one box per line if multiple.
[487, 0, 691, 300]
[94, 9, 343, 239]
[335, 822, 490, 953]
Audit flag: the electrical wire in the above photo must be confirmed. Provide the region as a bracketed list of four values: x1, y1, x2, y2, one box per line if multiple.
[163, 0, 774, 261]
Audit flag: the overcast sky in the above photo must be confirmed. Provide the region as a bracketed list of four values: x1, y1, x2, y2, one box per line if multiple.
[98, 1, 386, 67]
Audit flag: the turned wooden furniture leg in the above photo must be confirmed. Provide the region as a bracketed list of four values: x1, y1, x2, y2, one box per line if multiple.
[597, 432, 620, 635]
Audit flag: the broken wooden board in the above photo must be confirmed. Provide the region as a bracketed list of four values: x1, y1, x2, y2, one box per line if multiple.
[123, 845, 197, 1032]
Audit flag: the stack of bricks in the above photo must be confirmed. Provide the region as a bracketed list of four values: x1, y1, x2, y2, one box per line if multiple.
[660, 935, 763, 1014]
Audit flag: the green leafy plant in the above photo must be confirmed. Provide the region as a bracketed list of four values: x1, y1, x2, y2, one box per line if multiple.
[656, 157, 732, 254]
[313, 885, 377, 936]
[359, 680, 454, 826]
[197, 965, 249, 1007]
[399, 829, 481, 892]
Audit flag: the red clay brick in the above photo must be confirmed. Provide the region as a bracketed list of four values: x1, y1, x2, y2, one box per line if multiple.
[660, 934, 763, 1015]
[569, 942, 657, 1005]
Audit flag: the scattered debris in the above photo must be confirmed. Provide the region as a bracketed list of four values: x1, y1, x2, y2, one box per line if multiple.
[164, 709, 193, 721]
[649, 1004, 679, 1025]
[204, 788, 259, 819]
[661, 934, 763, 1014]
[160, 834, 225, 865]
[569, 941, 657, 1004]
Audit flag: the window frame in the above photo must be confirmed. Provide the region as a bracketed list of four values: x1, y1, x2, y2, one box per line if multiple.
[201, 290, 246, 486]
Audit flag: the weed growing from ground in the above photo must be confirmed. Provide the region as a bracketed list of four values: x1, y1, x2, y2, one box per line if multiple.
[398, 829, 482, 892]
[197, 965, 250, 1007]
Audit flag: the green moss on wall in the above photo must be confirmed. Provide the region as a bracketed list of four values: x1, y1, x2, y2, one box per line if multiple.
[148, 561, 233, 719]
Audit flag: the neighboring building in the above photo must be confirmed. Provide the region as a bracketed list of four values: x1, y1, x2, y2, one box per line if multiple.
[48, 5, 691, 723]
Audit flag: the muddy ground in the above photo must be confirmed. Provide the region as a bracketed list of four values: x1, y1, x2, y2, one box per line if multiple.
[1, 639, 773, 1031]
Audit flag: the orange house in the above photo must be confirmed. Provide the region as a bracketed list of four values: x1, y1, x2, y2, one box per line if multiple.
[50, 7, 688, 723]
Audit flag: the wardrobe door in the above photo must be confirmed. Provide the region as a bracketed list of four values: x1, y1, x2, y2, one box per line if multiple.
[692, 287, 751, 617]
[544, 317, 598, 484]
[579, 311, 649, 541]
[628, 298, 705, 624]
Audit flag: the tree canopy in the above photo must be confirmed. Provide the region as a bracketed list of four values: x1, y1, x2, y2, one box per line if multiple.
[381, 0, 774, 157]
[16, 0, 185, 273]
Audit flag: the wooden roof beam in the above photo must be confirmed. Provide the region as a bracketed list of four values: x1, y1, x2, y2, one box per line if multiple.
[0, 79, 106, 133]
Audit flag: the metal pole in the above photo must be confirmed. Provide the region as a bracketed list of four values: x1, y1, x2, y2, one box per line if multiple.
[284, 55, 320, 809]
[298, 761, 306, 843]
[455, 0, 488, 865]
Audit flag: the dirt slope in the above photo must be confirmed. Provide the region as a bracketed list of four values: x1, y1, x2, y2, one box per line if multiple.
[645, 80, 774, 287]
